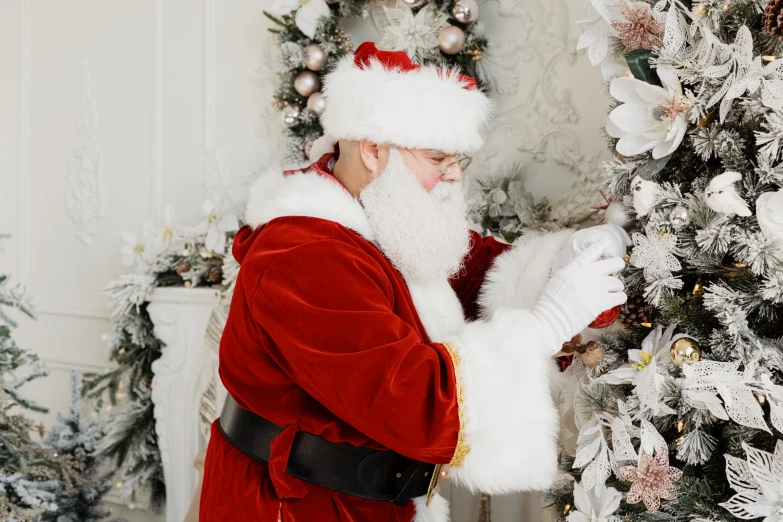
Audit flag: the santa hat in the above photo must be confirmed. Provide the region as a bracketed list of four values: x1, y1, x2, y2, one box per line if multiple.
[319, 42, 493, 155]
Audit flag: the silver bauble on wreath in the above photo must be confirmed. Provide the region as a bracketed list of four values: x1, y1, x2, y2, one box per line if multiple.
[294, 71, 320, 97]
[306, 92, 327, 115]
[669, 205, 690, 229]
[281, 105, 300, 127]
[305, 44, 328, 71]
[451, 0, 480, 24]
[400, 0, 427, 7]
[605, 201, 631, 230]
[438, 26, 466, 55]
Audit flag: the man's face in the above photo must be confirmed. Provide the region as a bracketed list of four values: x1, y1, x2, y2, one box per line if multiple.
[358, 149, 471, 282]
[395, 149, 464, 192]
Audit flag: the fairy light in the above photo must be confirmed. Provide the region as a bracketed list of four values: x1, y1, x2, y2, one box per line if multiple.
[759, 394, 767, 404]
[723, 3, 729, 10]
[564, 504, 572, 515]
[641, 322, 653, 328]
[693, 281, 704, 296]
[763, 56, 777, 62]
[696, 5, 706, 14]
[735, 262, 746, 268]
[677, 420, 684, 432]
[127, 503, 136, 510]
[115, 481, 124, 488]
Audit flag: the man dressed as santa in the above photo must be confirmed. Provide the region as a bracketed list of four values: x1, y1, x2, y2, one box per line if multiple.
[200, 42, 630, 522]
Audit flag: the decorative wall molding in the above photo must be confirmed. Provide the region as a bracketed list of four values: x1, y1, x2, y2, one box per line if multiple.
[148, 287, 221, 522]
[18, 0, 31, 286]
[35, 303, 111, 320]
[151, 0, 163, 218]
[204, 0, 216, 151]
[66, 61, 108, 245]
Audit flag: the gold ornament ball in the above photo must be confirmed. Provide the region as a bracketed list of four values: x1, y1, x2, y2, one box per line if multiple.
[306, 92, 327, 115]
[438, 26, 466, 55]
[670, 338, 702, 367]
[451, 0, 480, 24]
[294, 70, 320, 97]
[281, 105, 300, 127]
[305, 44, 328, 71]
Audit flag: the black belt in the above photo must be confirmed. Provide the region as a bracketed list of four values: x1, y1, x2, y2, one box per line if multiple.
[218, 396, 439, 505]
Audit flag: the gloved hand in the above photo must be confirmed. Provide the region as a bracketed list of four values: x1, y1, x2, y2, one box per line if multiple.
[532, 243, 627, 352]
[551, 223, 632, 275]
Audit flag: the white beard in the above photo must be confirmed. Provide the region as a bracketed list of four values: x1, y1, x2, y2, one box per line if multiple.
[359, 149, 471, 283]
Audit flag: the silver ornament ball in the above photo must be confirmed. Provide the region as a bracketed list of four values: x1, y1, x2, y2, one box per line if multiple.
[294, 70, 320, 97]
[281, 105, 300, 127]
[605, 201, 630, 230]
[451, 0, 479, 23]
[305, 44, 328, 71]
[438, 26, 466, 55]
[669, 205, 690, 229]
[400, 0, 427, 7]
[306, 92, 327, 116]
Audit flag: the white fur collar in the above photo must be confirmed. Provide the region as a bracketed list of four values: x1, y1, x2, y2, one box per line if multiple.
[244, 169, 375, 241]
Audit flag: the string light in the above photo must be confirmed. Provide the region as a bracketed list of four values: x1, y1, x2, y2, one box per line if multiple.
[564, 503, 572, 515]
[723, 3, 729, 10]
[693, 281, 704, 296]
[763, 56, 777, 62]
[734, 262, 746, 268]
[127, 503, 136, 510]
[115, 481, 124, 488]
[759, 394, 767, 404]
[677, 420, 684, 432]
[641, 322, 652, 328]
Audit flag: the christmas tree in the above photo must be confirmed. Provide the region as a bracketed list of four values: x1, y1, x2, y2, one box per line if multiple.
[41, 372, 115, 522]
[544, 1, 783, 521]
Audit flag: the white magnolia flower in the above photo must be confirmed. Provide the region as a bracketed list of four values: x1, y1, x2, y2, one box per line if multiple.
[199, 200, 240, 256]
[721, 440, 783, 522]
[379, 2, 448, 62]
[606, 68, 689, 159]
[121, 220, 161, 271]
[567, 481, 622, 522]
[757, 189, 783, 246]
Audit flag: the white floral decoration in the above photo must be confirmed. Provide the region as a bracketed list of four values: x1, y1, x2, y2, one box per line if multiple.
[121, 220, 161, 271]
[567, 481, 622, 522]
[379, 1, 448, 63]
[606, 68, 690, 159]
[195, 200, 240, 256]
[630, 226, 682, 281]
[720, 440, 783, 521]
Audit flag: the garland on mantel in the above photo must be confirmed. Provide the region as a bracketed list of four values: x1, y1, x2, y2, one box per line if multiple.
[82, 201, 241, 508]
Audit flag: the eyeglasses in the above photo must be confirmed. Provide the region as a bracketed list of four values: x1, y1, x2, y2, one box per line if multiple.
[403, 149, 472, 179]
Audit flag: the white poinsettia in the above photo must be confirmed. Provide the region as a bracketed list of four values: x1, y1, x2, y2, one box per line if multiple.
[295, 0, 331, 39]
[725, 56, 783, 112]
[720, 440, 783, 522]
[567, 481, 622, 522]
[197, 200, 239, 256]
[599, 324, 688, 415]
[379, 2, 448, 62]
[121, 219, 161, 271]
[606, 68, 689, 159]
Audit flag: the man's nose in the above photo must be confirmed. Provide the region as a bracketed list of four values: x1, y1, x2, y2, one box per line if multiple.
[441, 164, 463, 183]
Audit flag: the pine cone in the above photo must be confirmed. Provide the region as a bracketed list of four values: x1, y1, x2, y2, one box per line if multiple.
[765, 0, 783, 38]
[620, 292, 654, 329]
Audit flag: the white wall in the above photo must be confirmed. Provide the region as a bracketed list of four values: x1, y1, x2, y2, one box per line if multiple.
[0, 1, 610, 520]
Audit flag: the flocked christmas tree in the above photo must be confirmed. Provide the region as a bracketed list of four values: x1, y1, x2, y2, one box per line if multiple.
[543, 1, 783, 521]
[41, 372, 115, 522]
[0, 235, 115, 521]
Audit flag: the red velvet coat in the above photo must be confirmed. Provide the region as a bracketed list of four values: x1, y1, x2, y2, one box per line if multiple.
[200, 154, 571, 522]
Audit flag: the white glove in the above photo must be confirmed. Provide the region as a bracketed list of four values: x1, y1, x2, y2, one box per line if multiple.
[551, 223, 632, 274]
[532, 243, 627, 353]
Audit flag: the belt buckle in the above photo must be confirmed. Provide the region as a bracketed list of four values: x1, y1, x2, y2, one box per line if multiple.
[426, 464, 443, 506]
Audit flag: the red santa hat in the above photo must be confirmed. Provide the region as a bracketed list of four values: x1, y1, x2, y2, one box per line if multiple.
[318, 42, 493, 155]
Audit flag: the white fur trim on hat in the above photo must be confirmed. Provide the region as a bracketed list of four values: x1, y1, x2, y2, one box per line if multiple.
[320, 55, 493, 154]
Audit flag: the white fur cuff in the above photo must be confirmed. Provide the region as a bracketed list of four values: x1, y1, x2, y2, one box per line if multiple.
[444, 309, 560, 494]
[478, 229, 575, 316]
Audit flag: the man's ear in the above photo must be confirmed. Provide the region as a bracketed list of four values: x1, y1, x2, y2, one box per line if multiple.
[359, 140, 389, 175]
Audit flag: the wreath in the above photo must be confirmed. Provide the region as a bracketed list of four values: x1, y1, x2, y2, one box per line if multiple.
[264, 0, 492, 163]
